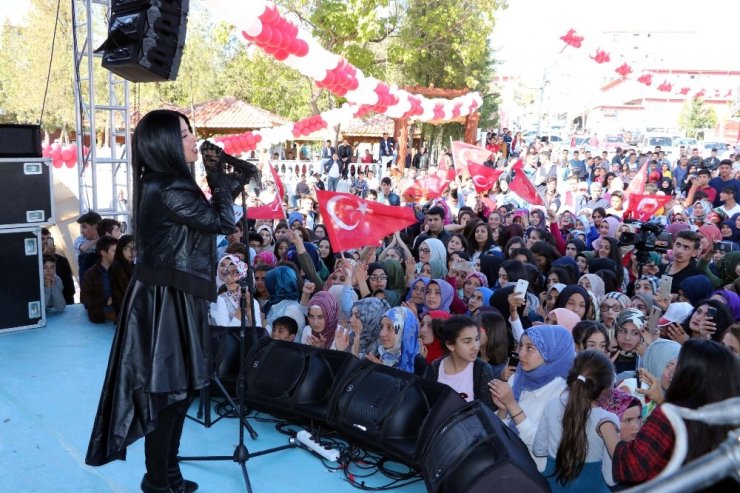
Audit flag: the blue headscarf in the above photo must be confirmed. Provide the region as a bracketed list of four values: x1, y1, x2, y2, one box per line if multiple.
[286, 241, 322, 272]
[288, 211, 304, 227]
[679, 275, 714, 306]
[512, 325, 574, 400]
[263, 266, 300, 316]
[378, 307, 419, 373]
[551, 255, 580, 279]
[476, 287, 494, 307]
[720, 219, 740, 243]
[405, 276, 431, 312]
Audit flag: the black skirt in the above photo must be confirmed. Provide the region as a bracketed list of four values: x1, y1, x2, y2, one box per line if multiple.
[85, 277, 211, 466]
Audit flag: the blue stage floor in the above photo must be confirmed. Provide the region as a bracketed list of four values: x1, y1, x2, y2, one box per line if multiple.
[0, 305, 426, 493]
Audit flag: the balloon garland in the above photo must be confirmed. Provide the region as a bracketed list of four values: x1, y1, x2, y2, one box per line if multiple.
[41, 142, 90, 169]
[202, 0, 484, 150]
[559, 28, 735, 100]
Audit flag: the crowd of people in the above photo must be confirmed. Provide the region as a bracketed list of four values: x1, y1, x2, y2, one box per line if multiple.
[69, 119, 739, 491]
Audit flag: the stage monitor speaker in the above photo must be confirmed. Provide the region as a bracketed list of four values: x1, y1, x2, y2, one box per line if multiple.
[330, 360, 467, 467]
[0, 124, 42, 158]
[244, 339, 361, 424]
[419, 401, 550, 493]
[0, 158, 54, 228]
[97, 0, 189, 82]
[208, 325, 269, 397]
[0, 227, 45, 333]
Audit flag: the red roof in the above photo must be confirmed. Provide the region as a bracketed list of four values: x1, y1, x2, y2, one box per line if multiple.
[184, 96, 291, 130]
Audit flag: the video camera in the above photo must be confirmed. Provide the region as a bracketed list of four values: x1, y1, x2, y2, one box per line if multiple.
[618, 219, 672, 263]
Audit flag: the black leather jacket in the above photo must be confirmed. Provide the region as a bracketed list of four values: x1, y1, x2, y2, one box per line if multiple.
[135, 171, 238, 301]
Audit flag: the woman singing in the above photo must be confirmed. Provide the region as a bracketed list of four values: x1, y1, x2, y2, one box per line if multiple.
[85, 110, 255, 493]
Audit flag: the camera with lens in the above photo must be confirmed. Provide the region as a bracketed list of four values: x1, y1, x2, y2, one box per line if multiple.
[618, 219, 672, 263]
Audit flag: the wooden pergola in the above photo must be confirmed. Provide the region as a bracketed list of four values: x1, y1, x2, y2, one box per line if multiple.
[393, 85, 480, 170]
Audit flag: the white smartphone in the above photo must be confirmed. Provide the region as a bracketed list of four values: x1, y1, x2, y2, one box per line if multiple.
[648, 306, 662, 331]
[659, 275, 673, 299]
[514, 279, 529, 298]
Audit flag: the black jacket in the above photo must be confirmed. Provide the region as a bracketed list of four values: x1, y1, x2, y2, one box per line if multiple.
[135, 171, 238, 301]
[424, 357, 496, 410]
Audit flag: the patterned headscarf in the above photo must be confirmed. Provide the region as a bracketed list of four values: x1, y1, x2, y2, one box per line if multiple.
[638, 275, 659, 295]
[597, 388, 641, 419]
[216, 254, 242, 289]
[464, 271, 489, 291]
[512, 325, 575, 400]
[308, 291, 339, 349]
[378, 306, 420, 373]
[353, 297, 391, 358]
[615, 307, 646, 331]
[604, 292, 631, 312]
[718, 252, 740, 284]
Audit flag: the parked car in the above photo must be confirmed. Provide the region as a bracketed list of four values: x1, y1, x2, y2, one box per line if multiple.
[604, 135, 626, 152]
[700, 141, 733, 159]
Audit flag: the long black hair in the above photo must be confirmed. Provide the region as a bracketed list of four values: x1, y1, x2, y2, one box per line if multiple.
[132, 110, 196, 238]
[664, 340, 740, 462]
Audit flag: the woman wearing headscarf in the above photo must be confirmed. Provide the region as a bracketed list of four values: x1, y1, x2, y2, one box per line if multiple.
[418, 310, 451, 364]
[381, 258, 406, 307]
[304, 291, 339, 349]
[591, 216, 620, 253]
[711, 290, 740, 321]
[467, 286, 494, 317]
[424, 279, 455, 313]
[405, 276, 430, 313]
[490, 284, 530, 343]
[264, 265, 306, 336]
[634, 338, 682, 418]
[554, 285, 592, 320]
[678, 274, 714, 306]
[719, 219, 740, 244]
[488, 325, 575, 471]
[209, 256, 263, 327]
[336, 297, 390, 358]
[600, 292, 631, 332]
[284, 232, 325, 291]
[253, 250, 278, 268]
[479, 254, 504, 288]
[545, 308, 581, 332]
[366, 306, 425, 375]
[416, 238, 446, 274]
[612, 308, 646, 375]
[579, 274, 606, 303]
[216, 254, 240, 290]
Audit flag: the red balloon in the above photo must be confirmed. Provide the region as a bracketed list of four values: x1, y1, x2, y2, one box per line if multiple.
[292, 128, 301, 139]
[245, 134, 255, 145]
[256, 25, 273, 45]
[295, 40, 309, 57]
[260, 5, 280, 24]
[52, 158, 64, 168]
[64, 160, 75, 169]
[61, 148, 73, 161]
[268, 29, 283, 48]
[255, 134, 262, 143]
[274, 50, 289, 61]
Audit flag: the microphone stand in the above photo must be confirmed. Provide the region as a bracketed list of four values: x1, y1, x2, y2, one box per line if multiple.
[179, 155, 296, 493]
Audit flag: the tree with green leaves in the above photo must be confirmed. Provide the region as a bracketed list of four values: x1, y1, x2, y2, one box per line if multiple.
[679, 97, 718, 139]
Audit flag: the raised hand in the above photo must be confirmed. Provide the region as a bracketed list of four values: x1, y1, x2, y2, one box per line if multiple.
[200, 140, 224, 174]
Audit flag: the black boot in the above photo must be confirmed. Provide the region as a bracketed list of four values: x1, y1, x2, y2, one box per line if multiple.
[141, 474, 174, 493]
[168, 465, 198, 493]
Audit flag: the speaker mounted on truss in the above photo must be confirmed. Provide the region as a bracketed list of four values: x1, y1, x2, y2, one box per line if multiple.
[96, 0, 189, 82]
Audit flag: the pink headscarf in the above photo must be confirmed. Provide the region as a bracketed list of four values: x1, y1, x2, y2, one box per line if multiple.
[698, 224, 722, 243]
[603, 216, 621, 238]
[547, 308, 581, 332]
[254, 250, 278, 267]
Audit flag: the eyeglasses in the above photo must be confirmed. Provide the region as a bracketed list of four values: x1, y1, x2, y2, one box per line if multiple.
[368, 275, 388, 281]
[419, 248, 430, 254]
[600, 304, 623, 312]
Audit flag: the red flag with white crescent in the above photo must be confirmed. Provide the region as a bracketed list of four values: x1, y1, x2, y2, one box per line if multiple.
[468, 163, 503, 193]
[622, 194, 672, 222]
[401, 170, 455, 202]
[509, 159, 544, 206]
[624, 160, 648, 201]
[316, 190, 418, 252]
[450, 141, 492, 175]
[246, 195, 286, 220]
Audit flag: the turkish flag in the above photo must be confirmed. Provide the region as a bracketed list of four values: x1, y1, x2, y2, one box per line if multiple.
[268, 161, 285, 200]
[509, 159, 544, 206]
[468, 163, 503, 193]
[246, 195, 285, 220]
[623, 161, 648, 208]
[316, 190, 418, 252]
[622, 194, 672, 221]
[451, 141, 492, 175]
[401, 169, 455, 202]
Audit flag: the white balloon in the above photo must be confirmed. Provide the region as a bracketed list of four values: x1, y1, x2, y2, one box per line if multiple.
[244, 17, 263, 37]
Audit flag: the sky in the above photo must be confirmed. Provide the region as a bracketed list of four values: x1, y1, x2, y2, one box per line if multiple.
[0, 0, 30, 26]
[491, 0, 737, 85]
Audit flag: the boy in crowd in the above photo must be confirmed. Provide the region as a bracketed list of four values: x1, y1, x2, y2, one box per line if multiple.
[80, 236, 118, 323]
[271, 315, 298, 342]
